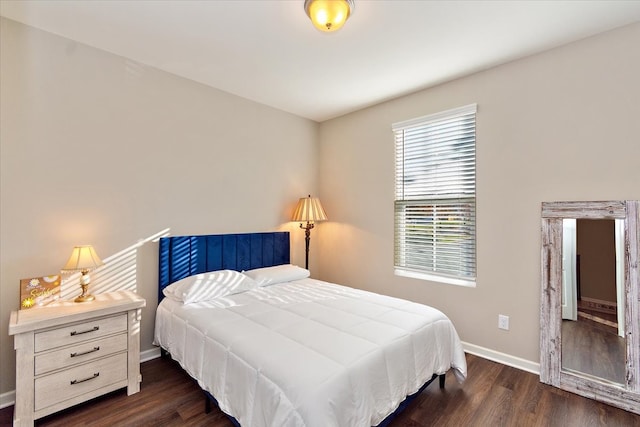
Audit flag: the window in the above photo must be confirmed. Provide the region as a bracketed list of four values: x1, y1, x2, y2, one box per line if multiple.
[393, 104, 476, 286]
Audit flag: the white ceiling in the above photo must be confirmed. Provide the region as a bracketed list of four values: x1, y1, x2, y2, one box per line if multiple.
[2, 1, 640, 122]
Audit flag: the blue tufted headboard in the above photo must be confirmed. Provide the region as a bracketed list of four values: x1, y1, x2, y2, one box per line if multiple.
[158, 232, 290, 302]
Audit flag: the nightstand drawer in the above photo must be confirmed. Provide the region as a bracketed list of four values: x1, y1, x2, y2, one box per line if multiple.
[35, 314, 127, 352]
[34, 352, 128, 411]
[34, 333, 128, 375]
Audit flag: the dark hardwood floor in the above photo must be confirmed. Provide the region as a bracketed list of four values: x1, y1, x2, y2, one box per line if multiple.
[2, 353, 639, 426]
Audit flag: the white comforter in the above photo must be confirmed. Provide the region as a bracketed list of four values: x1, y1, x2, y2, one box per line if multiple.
[154, 278, 466, 427]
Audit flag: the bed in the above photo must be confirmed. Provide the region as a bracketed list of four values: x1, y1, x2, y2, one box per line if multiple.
[154, 232, 467, 426]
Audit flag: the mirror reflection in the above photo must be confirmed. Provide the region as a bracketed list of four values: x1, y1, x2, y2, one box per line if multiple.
[561, 218, 625, 384]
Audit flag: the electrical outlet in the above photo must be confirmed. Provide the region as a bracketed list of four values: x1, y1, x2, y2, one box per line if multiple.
[498, 314, 509, 330]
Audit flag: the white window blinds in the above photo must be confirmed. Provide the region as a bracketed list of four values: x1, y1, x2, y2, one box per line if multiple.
[393, 104, 476, 284]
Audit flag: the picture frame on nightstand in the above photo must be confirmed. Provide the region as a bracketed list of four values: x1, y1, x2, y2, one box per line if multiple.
[19, 275, 61, 309]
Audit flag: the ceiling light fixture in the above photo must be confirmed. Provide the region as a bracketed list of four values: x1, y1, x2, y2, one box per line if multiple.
[304, 0, 354, 33]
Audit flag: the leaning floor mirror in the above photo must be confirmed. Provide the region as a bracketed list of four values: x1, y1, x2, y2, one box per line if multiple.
[540, 201, 640, 413]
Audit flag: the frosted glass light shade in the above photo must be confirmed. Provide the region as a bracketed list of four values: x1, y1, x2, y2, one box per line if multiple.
[304, 0, 354, 32]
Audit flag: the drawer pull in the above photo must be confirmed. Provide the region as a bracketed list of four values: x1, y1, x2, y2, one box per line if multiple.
[70, 326, 99, 336]
[70, 372, 99, 385]
[70, 346, 100, 358]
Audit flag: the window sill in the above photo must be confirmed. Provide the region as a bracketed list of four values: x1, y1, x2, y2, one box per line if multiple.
[394, 268, 476, 288]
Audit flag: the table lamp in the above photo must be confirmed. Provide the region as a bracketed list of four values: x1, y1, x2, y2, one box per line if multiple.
[61, 245, 105, 302]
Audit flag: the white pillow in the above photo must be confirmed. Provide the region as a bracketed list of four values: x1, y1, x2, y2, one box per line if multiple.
[243, 264, 310, 287]
[163, 270, 257, 304]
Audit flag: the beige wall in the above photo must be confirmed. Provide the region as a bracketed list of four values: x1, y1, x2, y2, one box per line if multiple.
[0, 18, 318, 396]
[316, 23, 640, 364]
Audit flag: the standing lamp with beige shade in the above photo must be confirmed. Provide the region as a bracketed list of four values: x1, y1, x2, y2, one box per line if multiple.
[61, 245, 104, 302]
[292, 195, 328, 269]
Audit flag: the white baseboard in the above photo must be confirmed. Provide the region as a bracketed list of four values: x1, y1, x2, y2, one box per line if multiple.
[141, 347, 161, 363]
[0, 344, 537, 410]
[0, 390, 15, 410]
[581, 296, 616, 307]
[462, 341, 540, 375]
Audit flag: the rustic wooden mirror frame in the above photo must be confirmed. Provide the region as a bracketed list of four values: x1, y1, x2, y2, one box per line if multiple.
[540, 200, 640, 414]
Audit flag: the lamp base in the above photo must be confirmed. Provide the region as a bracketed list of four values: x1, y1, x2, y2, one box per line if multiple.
[74, 293, 95, 303]
[74, 281, 95, 303]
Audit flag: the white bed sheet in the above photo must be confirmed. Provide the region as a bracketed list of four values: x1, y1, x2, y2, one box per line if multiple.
[154, 278, 466, 427]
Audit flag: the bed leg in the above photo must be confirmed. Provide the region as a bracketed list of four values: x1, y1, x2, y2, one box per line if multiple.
[160, 348, 170, 359]
[439, 374, 446, 389]
[204, 392, 212, 414]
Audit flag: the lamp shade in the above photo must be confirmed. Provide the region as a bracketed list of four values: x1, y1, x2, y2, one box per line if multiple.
[304, 0, 354, 32]
[292, 195, 328, 223]
[61, 245, 104, 273]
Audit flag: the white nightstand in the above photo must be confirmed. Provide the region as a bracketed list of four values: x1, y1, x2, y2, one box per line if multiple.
[8, 290, 146, 427]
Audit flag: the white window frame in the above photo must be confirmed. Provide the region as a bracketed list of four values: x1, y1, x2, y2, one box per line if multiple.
[393, 104, 477, 287]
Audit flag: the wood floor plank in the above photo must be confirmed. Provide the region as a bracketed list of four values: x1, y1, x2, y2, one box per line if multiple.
[1, 353, 639, 426]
